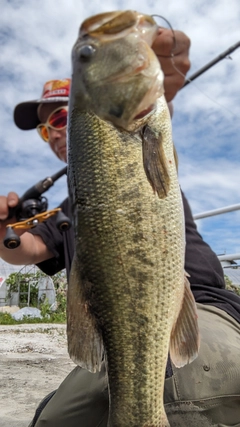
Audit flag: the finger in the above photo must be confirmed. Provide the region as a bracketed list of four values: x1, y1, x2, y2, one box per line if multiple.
[164, 76, 185, 103]
[0, 193, 19, 220]
[172, 30, 191, 54]
[152, 28, 191, 102]
[7, 192, 19, 208]
[152, 28, 176, 57]
[0, 196, 10, 220]
[153, 29, 191, 62]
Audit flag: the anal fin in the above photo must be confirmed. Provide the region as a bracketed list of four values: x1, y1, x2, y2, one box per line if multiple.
[170, 274, 200, 368]
[67, 254, 104, 373]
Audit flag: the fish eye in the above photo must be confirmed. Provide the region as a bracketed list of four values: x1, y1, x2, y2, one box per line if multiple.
[78, 45, 95, 61]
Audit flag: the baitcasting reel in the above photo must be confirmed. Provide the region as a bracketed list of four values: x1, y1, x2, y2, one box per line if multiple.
[3, 166, 71, 249]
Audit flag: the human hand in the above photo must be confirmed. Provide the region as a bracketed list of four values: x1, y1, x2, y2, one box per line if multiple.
[152, 28, 191, 102]
[0, 192, 19, 242]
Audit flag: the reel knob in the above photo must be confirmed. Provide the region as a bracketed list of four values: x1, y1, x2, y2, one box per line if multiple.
[56, 210, 72, 232]
[3, 227, 21, 249]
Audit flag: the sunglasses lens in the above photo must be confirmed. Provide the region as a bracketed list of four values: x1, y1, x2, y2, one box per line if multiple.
[49, 108, 68, 129]
[38, 125, 49, 142]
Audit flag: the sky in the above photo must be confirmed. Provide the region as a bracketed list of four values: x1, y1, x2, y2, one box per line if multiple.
[0, 0, 240, 259]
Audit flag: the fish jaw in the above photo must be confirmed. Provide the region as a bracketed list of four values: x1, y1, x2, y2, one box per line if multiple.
[70, 11, 164, 130]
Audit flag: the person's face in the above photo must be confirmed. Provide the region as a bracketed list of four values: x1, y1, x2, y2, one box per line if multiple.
[37, 102, 68, 162]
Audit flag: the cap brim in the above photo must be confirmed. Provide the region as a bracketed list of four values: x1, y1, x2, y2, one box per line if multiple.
[14, 97, 69, 130]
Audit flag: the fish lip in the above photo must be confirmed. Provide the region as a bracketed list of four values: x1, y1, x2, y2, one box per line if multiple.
[133, 104, 155, 120]
[79, 11, 158, 43]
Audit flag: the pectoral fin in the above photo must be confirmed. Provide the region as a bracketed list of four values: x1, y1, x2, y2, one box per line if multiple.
[67, 254, 104, 373]
[142, 125, 170, 199]
[169, 274, 200, 368]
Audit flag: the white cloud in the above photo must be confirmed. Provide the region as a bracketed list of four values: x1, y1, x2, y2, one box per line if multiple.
[0, 0, 239, 255]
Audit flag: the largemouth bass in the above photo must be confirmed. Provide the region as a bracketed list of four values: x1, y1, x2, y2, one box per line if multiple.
[67, 10, 199, 427]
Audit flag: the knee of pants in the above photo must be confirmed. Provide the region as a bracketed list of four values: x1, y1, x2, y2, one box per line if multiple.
[164, 304, 240, 425]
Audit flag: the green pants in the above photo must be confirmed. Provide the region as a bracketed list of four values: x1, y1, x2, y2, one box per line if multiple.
[34, 304, 240, 426]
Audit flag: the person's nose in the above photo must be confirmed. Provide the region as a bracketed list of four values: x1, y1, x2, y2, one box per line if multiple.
[48, 127, 62, 140]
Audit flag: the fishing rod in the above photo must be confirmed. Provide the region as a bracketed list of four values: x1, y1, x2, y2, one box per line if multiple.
[4, 166, 71, 249]
[182, 40, 240, 88]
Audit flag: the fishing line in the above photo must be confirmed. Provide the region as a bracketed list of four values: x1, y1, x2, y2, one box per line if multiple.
[171, 59, 237, 119]
[151, 14, 238, 119]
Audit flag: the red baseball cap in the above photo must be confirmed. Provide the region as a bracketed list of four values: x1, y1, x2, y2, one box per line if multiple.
[14, 78, 71, 130]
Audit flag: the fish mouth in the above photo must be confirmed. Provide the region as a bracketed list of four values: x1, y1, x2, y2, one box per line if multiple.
[79, 11, 159, 81]
[80, 11, 163, 126]
[74, 11, 164, 130]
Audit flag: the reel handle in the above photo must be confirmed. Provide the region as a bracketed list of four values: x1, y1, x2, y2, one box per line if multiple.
[3, 227, 21, 249]
[3, 208, 71, 249]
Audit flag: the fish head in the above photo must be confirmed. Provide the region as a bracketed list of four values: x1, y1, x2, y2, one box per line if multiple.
[70, 10, 164, 130]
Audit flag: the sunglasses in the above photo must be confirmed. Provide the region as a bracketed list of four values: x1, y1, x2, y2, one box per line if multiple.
[37, 106, 68, 142]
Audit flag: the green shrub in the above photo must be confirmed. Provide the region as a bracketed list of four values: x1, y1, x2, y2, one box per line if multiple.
[2, 270, 67, 324]
[225, 275, 240, 296]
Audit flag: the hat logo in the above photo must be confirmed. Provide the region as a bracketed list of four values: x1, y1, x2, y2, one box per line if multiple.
[51, 80, 69, 90]
[43, 88, 68, 98]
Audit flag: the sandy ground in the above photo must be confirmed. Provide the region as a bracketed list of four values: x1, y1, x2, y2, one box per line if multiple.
[0, 323, 75, 427]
